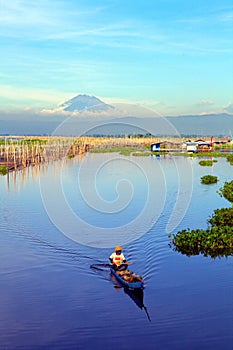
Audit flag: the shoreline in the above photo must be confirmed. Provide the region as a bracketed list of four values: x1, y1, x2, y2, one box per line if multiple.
[0, 136, 232, 174]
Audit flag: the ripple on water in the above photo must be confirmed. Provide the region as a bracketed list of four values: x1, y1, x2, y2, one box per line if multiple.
[0, 156, 233, 349]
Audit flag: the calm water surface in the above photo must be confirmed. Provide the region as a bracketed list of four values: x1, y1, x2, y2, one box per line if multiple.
[0, 154, 232, 349]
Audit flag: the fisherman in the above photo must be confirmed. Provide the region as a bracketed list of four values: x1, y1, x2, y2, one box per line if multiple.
[109, 246, 128, 271]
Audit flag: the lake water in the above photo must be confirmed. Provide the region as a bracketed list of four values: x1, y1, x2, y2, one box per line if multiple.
[0, 154, 232, 349]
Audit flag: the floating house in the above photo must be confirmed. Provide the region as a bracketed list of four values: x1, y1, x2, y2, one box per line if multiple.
[151, 141, 181, 152]
[151, 142, 161, 151]
[197, 141, 212, 151]
[184, 140, 212, 152]
[185, 142, 198, 152]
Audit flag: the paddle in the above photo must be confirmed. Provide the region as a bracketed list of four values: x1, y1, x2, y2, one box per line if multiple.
[90, 263, 111, 270]
[90, 261, 133, 268]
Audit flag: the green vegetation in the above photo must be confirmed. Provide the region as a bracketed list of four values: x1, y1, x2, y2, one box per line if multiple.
[22, 139, 47, 145]
[0, 166, 8, 175]
[0, 139, 17, 145]
[199, 160, 217, 166]
[0, 138, 48, 145]
[201, 175, 218, 184]
[208, 208, 233, 227]
[67, 154, 75, 159]
[170, 226, 233, 258]
[218, 181, 233, 205]
[226, 154, 233, 165]
[132, 151, 151, 157]
[151, 151, 169, 155]
[90, 147, 138, 156]
[170, 180, 233, 258]
[174, 151, 229, 158]
[119, 148, 138, 156]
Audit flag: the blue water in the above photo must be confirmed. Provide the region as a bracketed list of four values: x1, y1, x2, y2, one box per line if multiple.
[0, 154, 232, 349]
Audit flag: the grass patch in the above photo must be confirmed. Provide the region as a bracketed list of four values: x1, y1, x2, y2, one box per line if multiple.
[132, 151, 151, 157]
[0, 166, 8, 175]
[151, 151, 169, 155]
[22, 139, 47, 145]
[201, 175, 218, 184]
[173, 151, 230, 158]
[89, 147, 138, 156]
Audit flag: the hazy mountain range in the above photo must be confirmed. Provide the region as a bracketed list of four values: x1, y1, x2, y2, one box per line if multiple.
[0, 95, 232, 136]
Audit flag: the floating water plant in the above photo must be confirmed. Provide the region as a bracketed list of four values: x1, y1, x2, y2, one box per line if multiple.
[90, 147, 138, 155]
[218, 181, 233, 206]
[170, 225, 233, 258]
[226, 154, 233, 165]
[0, 166, 8, 175]
[132, 152, 151, 157]
[170, 180, 233, 258]
[201, 175, 218, 184]
[67, 154, 75, 159]
[199, 160, 217, 166]
[208, 208, 233, 227]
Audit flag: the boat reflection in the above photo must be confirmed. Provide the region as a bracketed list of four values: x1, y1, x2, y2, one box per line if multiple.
[90, 264, 151, 322]
[111, 275, 151, 322]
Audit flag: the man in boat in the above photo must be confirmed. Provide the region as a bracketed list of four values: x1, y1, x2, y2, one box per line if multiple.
[109, 246, 128, 271]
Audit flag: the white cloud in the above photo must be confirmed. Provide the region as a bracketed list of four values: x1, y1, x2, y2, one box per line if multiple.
[39, 100, 161, 120]
[197, 100, 215, 106]
[223, 102, 233, 114]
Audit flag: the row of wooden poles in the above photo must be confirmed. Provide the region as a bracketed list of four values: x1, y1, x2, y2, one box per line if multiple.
[0, 137, 91, 172]
[1, 135, 197, 172]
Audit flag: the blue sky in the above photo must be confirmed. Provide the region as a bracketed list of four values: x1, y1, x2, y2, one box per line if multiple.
[1, 0, 233, 115]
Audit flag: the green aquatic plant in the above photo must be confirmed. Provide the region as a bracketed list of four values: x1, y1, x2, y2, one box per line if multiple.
[199, 160, 217, 166]
[119, 148, 137, 156]
[132, 152, 151, 157]
[90, 147, 138, 156]
[170, 226, 233, 258]
[0, 166, 8, 175]
[67, 154, 75, 159]
[208, 208, 233, 227]
[226, 154, 233, 165]
[170, 180, 233, 258]
[201, 175, 218, 184]
[218, 181, 233, 206]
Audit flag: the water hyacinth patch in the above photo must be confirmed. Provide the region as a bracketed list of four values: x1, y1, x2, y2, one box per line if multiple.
[208, 208, 233, 227]
[226, 154, 233, 165]
[170, 180, 233, 258]
[0, 166, 8, 175]
[199, 160, 217, 166]
[67, 154, 75, 159]
[201, 175, 218, 184]
[218, 181, 233, 205]
[169, 226, 233, 258]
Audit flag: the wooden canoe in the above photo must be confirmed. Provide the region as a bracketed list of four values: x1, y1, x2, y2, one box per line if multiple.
[110, 268, 144, 290]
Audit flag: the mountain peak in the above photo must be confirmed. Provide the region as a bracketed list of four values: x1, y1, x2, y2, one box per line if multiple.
[60, 94, 114, 112]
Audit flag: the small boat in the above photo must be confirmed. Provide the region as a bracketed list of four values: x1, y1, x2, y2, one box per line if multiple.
[110, 267, 144, 290]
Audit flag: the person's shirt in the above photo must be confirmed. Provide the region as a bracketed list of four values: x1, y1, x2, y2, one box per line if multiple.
[109, 252, 126, 266]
